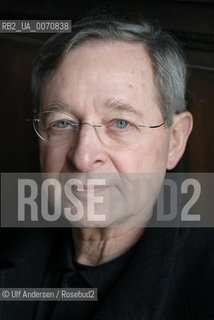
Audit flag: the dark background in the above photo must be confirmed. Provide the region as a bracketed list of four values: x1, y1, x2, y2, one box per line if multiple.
[0, 0, 213, 172]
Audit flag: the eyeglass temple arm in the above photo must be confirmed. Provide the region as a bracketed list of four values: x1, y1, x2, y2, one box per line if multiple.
[138, 121, 165, 128]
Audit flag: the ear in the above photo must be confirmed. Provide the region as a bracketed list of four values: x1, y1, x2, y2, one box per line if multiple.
[167, 111, 193, 170]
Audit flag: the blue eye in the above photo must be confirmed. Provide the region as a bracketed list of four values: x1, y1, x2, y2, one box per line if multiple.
[114, 120, 129, 129]
[54, 120, 70, 128]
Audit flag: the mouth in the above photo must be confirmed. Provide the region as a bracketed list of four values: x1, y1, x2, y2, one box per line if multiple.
[72, 184, 111, 195]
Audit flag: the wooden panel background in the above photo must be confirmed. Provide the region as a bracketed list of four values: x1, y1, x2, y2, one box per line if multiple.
[188, 67, 214, 172]
[0, 36, 42, 172]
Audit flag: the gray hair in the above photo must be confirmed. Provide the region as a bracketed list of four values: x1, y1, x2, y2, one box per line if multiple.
[32, 16, 187, 127]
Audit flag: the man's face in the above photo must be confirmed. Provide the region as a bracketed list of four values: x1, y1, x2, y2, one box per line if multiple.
[39, 40, 173, 226]
[40, 40, 171, 173]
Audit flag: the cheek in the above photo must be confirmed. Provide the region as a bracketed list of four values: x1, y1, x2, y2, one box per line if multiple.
[143, 135, 170, 172]
[112, 133, 170, 173]
[39, 143, 68, 172]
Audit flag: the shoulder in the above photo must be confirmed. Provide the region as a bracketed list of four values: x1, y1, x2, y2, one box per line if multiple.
[176, 228, 214, 318]
[177, 227, 214, 263]
[0, 228, 64, 267]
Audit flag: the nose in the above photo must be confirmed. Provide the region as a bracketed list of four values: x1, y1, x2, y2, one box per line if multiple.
[67, 123, 108, 172]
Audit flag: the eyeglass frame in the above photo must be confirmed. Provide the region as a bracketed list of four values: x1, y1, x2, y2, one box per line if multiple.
[29, 109, 166, 143]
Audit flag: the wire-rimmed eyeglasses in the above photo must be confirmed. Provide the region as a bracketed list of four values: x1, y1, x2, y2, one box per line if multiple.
[30, 110, 165, 148]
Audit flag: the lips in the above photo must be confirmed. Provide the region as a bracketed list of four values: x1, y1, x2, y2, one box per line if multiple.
[72, 184, 110, 195]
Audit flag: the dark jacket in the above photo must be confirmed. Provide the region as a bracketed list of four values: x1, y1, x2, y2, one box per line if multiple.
[1, 227, 214, 320]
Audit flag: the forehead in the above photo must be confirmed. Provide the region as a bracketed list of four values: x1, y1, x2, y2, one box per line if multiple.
[41, 40, 158, 117]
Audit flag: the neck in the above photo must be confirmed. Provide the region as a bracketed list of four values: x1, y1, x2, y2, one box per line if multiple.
[71, 227, 145, 266]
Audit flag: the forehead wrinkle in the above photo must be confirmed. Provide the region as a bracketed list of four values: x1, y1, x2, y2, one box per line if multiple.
[104, 98, 144, 118]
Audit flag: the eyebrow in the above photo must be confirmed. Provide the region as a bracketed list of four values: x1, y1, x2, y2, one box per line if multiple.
[44, 98, 144, 118]
[104, 98, 144, 118]
[44, 100, 71, 111]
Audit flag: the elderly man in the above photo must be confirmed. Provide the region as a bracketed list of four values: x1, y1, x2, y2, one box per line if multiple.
[1, 16, 214, 320]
